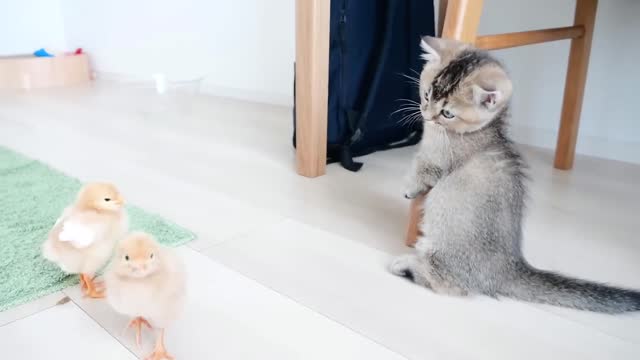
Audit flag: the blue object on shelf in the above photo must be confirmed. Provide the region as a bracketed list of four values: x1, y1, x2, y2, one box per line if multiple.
[33, 48, 54, 57]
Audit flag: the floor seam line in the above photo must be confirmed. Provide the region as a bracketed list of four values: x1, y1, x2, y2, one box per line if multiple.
[65, 291, 140, 359]
[196, 253, 412, 360]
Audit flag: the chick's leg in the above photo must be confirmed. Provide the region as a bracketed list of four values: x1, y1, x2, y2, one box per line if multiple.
[145, 329, 174, 360]
[128, 317, 152, 347]
[80, 273, 104, 298]
[78, 274, 88, 290]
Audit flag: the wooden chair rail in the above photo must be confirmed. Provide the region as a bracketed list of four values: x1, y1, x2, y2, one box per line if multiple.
[475, 25, 585, 51]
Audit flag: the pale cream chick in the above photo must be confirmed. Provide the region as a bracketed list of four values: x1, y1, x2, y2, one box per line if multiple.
[105, 232, 186, 360]
[42, 182, 128, 298]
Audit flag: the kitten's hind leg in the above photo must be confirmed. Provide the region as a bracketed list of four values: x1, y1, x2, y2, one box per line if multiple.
[388, 254, 433, 288]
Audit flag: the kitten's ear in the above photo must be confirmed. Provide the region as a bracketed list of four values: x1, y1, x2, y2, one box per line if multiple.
[421, 36, 467, 62]
[472, 85, 503, 110]
[472, 66, 513, 110]
[420, 36, 442, 63]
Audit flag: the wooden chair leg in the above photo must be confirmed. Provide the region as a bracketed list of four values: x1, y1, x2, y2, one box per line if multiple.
[295, 0, 331, 178]
[405, 193, 427, 247]
[554, 0, 598, 170]
[441, 0, 484, 42]
[438, 0, 449, 36]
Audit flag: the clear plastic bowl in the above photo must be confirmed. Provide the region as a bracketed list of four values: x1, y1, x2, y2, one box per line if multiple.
[94, 73, 204, 118]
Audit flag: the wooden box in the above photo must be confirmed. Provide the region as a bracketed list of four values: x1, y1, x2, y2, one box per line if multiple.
[0, 53, 91, 89]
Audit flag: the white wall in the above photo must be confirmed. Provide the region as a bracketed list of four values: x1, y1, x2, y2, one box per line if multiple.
[60, 0, 294, 105]
[0, 0, 67, 56]
[465, 0, 640, 164]
[3, 0, 639, 163]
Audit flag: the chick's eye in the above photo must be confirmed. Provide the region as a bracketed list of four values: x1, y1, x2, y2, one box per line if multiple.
[104, 198, 111, 202]
[124, 255, 129, 261]
[150, 253, 154, 259]
[440, 109, 455, 119]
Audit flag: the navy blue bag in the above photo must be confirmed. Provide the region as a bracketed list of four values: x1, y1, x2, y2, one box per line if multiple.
[294, 0, 435, 171]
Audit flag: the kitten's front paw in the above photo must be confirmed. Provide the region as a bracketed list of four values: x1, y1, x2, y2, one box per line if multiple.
[404, 184, 432, 199]
[404, 188, 422, 199]
[404, 188, 421, 199]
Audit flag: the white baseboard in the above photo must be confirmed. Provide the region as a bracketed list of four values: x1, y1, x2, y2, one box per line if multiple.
[93, 71, 293, 107]
[199, 82, 293, 107]
[510, 124, 640, 165]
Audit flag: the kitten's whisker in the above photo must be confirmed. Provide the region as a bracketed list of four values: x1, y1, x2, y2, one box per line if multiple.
[398, 114, 415, 125]
[398, 111, 422, 125]
[395, 104, 420, 110]
[395, 98, 420, 105]
[392, 103, 419, 111]
[390, 106, 419, 117]
[398, 73, 421, 86]
[405, 113, 423, 126]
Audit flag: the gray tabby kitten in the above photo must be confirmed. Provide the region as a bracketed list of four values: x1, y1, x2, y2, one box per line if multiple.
[389, 36, 640, 313]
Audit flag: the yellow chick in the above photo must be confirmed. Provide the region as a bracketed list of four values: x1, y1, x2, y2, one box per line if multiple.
[105, 232, 186, 360]
[42, 182, 128, 298]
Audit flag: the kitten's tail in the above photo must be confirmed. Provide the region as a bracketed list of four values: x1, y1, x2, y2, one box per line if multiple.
[499, 263, 640, 313]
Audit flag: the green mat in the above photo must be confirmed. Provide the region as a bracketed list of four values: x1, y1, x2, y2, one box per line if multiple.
[0, 146, 195, 312]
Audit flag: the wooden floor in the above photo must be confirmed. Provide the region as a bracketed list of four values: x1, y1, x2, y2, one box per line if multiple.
[0, 85, 639, 359]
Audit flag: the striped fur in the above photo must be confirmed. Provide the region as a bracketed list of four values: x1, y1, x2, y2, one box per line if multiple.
[391, 37, 640, 313]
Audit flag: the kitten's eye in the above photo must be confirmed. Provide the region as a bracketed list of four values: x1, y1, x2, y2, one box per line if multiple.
[125, 255, 130, 261]
[440, 109, 455, 119]
[104, 198, 111, 202]
[150, 253, 154, 259]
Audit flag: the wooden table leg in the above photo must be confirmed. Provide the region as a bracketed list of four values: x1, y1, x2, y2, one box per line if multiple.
[295, 0, 331, 178]
[405, 193, 427, 247]
[554, 0, 598, 170]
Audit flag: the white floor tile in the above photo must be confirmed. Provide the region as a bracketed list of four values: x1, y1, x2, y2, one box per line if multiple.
[2, 86, 640, 360]
[0, 102, 284, 250]
[0, 88, 411, 255]
[205, 219, 640, 360]
[64, 246, 407, 360]
[0, 301, 135, 360]
[0, 291, 67, 327]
